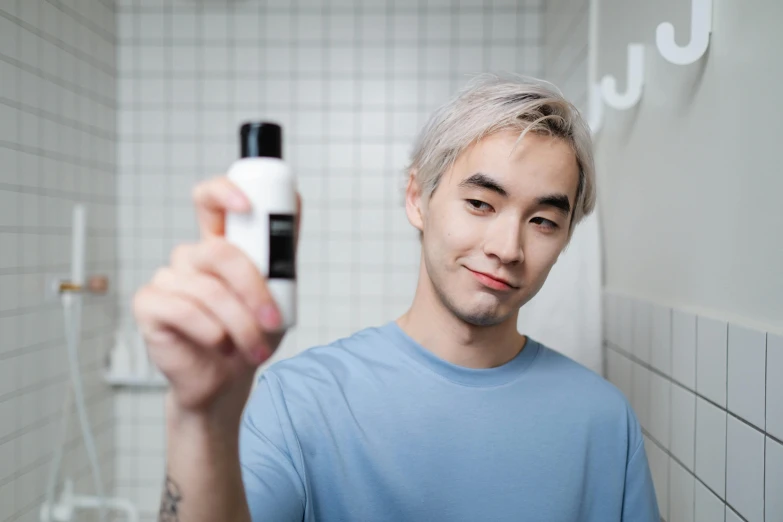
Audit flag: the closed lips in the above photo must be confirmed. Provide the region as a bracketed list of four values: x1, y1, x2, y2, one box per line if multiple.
[467, 268, 517, 288]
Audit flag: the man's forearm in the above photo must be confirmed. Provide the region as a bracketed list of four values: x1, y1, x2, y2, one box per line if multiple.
[162, 400, 251, 522]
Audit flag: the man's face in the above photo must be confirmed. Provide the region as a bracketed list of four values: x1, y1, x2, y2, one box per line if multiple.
[406, 130, 580, 327]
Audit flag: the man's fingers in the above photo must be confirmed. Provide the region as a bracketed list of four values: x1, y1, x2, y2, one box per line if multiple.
[170, 239, 282, 332]
[151, 268, 269, 365]
[133, 285, 226, 355]
[192, 177, 251, 238]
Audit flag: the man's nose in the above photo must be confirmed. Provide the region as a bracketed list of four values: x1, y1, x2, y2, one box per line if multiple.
[483, 218, 524, 265]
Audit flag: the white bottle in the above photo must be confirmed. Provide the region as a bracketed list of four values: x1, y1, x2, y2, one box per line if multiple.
[226, 122, 297, 330]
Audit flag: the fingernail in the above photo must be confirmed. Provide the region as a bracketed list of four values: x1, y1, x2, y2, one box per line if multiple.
[258, 305, 280, 330]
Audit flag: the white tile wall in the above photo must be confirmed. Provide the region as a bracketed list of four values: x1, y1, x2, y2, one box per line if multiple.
[116, 1, 544, 520]
[670, 384, 696, 472]
[726, 415, 764, 522]
[727, 324, 767, 431]
[633, 298, 652, 364]
[767, 333, 783, 440]
[694, 480, 724, 522]
[651, 304, 673, 377]
[649, 371, 671, 449]
[646, 436, 670, 519]
[670, 459, 695, 522]
[0, 1, 118, 521]
[603, 290, 783, 522]
[695, 397, 726, 498]
[696, 316, 728, 408]
[767, 437, 783, 522]
[672, 310, 697, 390]
[632, 362, 650, 428]
[726, 507, 743, 522]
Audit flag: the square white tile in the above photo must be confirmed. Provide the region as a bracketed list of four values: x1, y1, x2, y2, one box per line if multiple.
[632, 363, 651, 430]
[726, 415, 764, 522]
[491, 10, 518, 40]
[647, 439, 669, 519]
[606, 349, 620, 388]
[695, 480, 724, 522]
[0, 440, 14, 483]
[727, 324, 766, 430]
[456, 44, 483, 75]
[617, 294, 633, 354]
[489, 44, 518, 72]
[650, 373, 671, 449]
[767, 437, 783, 522]
[608, 350, 632, 402]
[670, 459, 695, 522]
[696, 316, 728, 408]
[767, 333, 783, 441]
[671, 310, 698, 391]
[651, 304, 672, 377]
[695, 397, 726, 498]
[0, 481, 12, 517]
[633, 299, 652, 364]
[671, 384, 696, 471]
[603, 292, 618, 348]
[0, 104, 19, 144]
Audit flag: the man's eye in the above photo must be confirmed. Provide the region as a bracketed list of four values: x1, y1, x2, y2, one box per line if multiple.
[531, 217, 558, 230]
[466, 199, 491, 211]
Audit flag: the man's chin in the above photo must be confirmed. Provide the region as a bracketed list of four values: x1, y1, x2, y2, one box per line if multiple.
[431, 278, 514, 326]
[462, 314, 504, 327]
[452, 305, 511, 327]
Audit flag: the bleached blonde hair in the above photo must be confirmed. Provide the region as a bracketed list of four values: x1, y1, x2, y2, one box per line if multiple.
[408, 73, 596, 232]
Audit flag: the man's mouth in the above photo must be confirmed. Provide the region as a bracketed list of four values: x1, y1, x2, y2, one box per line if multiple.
[466, 268, 518, 291]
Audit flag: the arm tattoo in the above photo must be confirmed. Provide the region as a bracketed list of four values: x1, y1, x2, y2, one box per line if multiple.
[159, 474, 183, 521]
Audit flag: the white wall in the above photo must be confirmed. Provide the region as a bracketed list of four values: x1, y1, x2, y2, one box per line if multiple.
[0, 1, 118, 521]
[114, 0, 543, 518]
[544, 1, 783, 521]
[597, 0, 783, 330]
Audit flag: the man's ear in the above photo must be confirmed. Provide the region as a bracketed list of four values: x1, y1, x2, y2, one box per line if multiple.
[405, 170, 425, 233]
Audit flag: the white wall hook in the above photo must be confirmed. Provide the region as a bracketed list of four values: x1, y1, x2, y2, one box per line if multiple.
[588, 83, 604, 135]
[656, 0, 712, 65]
[600, 44, 645, 111]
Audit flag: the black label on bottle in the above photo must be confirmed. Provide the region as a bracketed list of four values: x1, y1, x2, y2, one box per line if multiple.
[268, 214, 296, 279]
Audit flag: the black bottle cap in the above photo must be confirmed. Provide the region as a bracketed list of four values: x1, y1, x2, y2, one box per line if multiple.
[240, 122, 282, 159]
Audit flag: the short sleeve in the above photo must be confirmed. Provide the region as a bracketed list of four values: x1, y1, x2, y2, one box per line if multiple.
[621, 438, 660, 522]
[239, 372, 306, 522]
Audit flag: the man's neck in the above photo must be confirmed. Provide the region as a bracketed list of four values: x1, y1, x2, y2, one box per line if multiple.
[396, 270, 526, 370]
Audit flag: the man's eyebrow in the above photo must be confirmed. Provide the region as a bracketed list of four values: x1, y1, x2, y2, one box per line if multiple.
[458, 173, 508, 197]
[536, 193, 571, 217]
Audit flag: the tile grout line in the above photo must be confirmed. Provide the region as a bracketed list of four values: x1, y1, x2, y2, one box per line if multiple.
[724, 320, 729, 517]
[667, 306, 672, 522]
[606, 343, 782, 447]
[116, 5, 539, 16]
[0, 7, 115, 77]
[763, 333, 767, 522]
[383, 0, 395, 330]
[0, 94, 115, 139]
[693, 314, 698, 522]
[14, 2, 22, 515]
[642, 425, 750, 521]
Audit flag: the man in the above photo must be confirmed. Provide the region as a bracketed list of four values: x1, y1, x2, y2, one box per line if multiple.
[134, 74, 659, 521]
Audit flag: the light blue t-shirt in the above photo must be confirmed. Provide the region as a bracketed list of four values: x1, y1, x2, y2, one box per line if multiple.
[239, 322, 659, 521]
